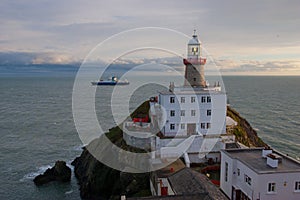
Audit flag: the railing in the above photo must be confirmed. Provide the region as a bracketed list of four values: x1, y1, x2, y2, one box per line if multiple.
[183, 58, 207, 65]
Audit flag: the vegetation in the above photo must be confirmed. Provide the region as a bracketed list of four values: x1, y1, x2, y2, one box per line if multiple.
[227, 106, 267, 147]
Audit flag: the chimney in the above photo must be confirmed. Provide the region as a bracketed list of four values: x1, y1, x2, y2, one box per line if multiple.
[267, 153, 282, 168]
[121, 195, 126, 200]
[262, 148, 272, 158]
[169, 82, 174, 92]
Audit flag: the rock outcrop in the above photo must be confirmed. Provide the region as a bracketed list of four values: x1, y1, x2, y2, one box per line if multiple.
[71, 133, 150, 199]
[34, 160, 71, 186]
[227, 106, 268, 147]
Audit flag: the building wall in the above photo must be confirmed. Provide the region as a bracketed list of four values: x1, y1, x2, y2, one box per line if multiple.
[220, 151, 234, 198]
[159, 91, 226, 137]
[254, 173, 300, 200]
[123, 131, 152, 150]
[220, 151, 300, 200]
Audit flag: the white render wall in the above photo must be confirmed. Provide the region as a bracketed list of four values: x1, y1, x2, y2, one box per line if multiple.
[220, 151, 300, 200]
[158, 91, 226, 137]
[220, 151, 234, 198]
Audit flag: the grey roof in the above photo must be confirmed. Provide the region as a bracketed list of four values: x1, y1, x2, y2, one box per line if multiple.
[167, 168, 228, 200]
[225, 142, 240, 149]
[222, 148, 300, 174]
[168, 168, 207, 195]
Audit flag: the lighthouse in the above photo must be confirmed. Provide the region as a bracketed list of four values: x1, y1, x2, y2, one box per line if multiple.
[183, 30, 207, 87]
[123, 31, 234, 165]
[154, 31, 226, 137]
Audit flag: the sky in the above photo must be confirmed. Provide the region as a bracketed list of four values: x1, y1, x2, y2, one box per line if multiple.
[1, 0, 300, 75]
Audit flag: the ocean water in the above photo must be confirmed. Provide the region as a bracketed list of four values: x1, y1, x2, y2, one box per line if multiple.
[0, 72, 299, 199]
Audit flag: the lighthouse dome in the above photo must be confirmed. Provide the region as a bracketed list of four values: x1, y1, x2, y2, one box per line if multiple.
[188, 35, 200, 45]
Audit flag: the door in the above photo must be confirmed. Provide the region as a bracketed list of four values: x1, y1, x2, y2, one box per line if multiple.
[187, 123, 196, 135]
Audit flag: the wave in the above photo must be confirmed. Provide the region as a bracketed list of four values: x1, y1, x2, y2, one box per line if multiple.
[72, 144, 84, 151]
[20, 165, 51, 182]
[20, 159, 76, 183]
[65, 190, 73, 195]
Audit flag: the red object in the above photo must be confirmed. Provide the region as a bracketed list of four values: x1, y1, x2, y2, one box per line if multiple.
[161, 186, 168, 196]
[211, 180, 220, 186]
[170, 167, 174, 172]
[183, 58, 206, 65]
[133, 115, 149, 123]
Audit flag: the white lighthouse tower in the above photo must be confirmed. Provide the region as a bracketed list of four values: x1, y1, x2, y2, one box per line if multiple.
[184, 30, 206, 87]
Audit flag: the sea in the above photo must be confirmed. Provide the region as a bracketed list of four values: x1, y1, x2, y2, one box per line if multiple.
[0, 65, 299, 199]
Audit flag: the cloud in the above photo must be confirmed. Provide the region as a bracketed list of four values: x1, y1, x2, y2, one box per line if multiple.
[215, 59, 300, 75]
[0, 52, 79, 65]
[1, 0, 300, 75]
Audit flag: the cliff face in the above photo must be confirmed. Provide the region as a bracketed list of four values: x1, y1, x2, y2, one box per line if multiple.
[227, 106, 267, 147]
[72, 128, 151, 200]
[72, 102, 267, 199]
[72, 101, 151, 200]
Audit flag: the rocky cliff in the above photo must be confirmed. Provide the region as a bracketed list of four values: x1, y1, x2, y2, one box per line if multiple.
[72, 102, 267, 199]
[227, 106, 267, 147]
[72, 101, 151, 199]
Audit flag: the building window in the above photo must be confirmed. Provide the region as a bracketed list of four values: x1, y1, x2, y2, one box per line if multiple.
[201, 123, 205, 129]
[193, 78, 196, 81]
[295, 181, 300, 191]
[201, 96, 206, 103]
[207, 96, 211, 103]
[268, 182, 276, 193]
[170, 97, 175, 103]
[181, 123, 185, 129]
[191, 110, 196, 116]
[207, 109, 211, 116]
[181, 97, 185, 103]
[207, 123, 211, 129]
[237, 168, 240, 176]
[191, 96, 196, 103]
[170, 124, 175, 130]
[225, 162, 228, 182]
[180, 110, 185, 117]
[170, 110, 175, 117]
[244, 175, 252, 186]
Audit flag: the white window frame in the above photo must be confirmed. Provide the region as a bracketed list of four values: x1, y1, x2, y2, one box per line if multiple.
[181, 97, 185, 103]
[295, 181, 300, 192]
[207, 96, 211, 103]
[191, 96, 196, 103]
[244, 174, 252, 186]
[180, 123, 185, 130]
[201, 123, 205, 129]
[180, 110, 185, 117]
[207, 123, 211, 129]
[170, 124, 175, 130]
[191, 110, 196, 116]
[207, 109, 211, 116]
[170, 110, 175, 117]
[170, 96, 175, 103]
[268, 182, 276, 193]
[201, 96, 206, 103]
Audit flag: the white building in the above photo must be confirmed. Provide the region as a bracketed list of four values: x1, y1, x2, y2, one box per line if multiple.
[220, 148, 300, 200]
[149, 32, 234, 164]
[156, 32, 227, 137]
[123, 31, 235, 165]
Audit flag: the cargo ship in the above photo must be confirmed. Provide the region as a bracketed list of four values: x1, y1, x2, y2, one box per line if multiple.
[91, 76, 129, 86]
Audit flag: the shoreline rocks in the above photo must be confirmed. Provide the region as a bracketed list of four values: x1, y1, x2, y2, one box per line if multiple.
[33, 160, 71, 186]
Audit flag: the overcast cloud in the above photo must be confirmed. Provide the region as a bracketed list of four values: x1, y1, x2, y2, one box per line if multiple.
[1, 0, 300, 75]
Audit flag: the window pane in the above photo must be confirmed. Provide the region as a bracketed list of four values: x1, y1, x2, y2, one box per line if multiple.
[181, 97, 185, 103]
